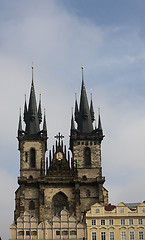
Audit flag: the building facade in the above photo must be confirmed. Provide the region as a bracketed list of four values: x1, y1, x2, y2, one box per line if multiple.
[13, 67, 108, 227]
[86, 202, 145, 240]
[10, 209, 86, 240]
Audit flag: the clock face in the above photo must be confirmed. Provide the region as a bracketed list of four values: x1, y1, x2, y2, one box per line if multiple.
[56, 152, 63, 161]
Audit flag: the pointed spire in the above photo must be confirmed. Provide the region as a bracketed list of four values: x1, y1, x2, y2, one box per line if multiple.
[32, 62, 34, 84]
[24, 94, 27, 123]
[18, 108, 22, 136]
[25, 65, 40, 135]
[74, 91, 79, 123]
[90, 90, 95, 122]
[38, 94, 42, 124]
[43, 109, 47, 134]
[77, 66, 93, 133]
[98, 108, 103, 135]
[71, 108, 75, 132]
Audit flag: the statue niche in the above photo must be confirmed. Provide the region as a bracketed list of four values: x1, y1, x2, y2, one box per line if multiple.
[52, 192, 68, 216]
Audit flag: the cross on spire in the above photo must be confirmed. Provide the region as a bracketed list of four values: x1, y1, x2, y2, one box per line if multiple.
[54, 132, 64, 146]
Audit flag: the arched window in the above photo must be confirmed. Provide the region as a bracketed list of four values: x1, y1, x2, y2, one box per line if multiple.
[84, 147, 91, 166]
[30, 148, 36, 168]
[29, 200, 35, 210]
[52, 192, 68, 216]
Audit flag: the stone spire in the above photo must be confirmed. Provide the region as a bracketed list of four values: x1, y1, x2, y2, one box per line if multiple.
[24, 66, 40, 135]
[38, 94, 42, 124]
[18, 108, 22, 136]
[24, 94, 27, 124]
[90, 91, 95, 122]
[70, 108, 75, 134]
[74, 92, 79, 123]
[77, 66, 93, 133]
[43, 109, 47, 134]
[98, 108, 103, 135]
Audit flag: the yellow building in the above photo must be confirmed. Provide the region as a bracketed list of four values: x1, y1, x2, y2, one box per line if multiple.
[86, 202, 145, 240]
[10, 208, 86, 240]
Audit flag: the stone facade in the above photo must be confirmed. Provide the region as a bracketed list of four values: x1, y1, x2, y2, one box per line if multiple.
[10, 209, 86, 240]
[13, 68, 108, 232]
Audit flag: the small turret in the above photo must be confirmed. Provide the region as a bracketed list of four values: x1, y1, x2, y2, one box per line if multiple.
[90, 92, 95, 122]
[18, 108, 22, 136]
[43, 109, 47, 135]
[23, 95, 27, 123]
[70, 111, 76, 134]
[98, 108, 103, 135]
[38, 94, 42, 124]
[74, 92, 79, 123]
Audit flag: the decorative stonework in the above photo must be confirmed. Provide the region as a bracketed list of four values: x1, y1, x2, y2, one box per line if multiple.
[10, 209, 86, 240]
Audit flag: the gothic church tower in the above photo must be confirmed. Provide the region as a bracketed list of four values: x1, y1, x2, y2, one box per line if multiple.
[14, 66, 108, 224]
[15, 67, 47, 221]
[70, 67, 108, 216]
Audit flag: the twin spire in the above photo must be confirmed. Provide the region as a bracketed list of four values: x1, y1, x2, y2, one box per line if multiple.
[18, 66, 103, 138]
[18, 66, 47, 137]
[72, 66, 103, 135]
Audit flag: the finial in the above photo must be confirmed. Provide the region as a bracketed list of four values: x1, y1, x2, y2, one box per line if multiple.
[98, 107, 100, 115]
[90, 89, 92, 100]
[75, 89, 77, 100]
[31, 62, 34, 84]
[72, 107, 73, 115]
[81, 65, 85, 87]
[32, 61, 34, 70]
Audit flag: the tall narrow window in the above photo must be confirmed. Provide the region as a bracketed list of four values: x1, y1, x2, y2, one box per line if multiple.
[129, 231, 135, 240]
[92, 232, 97, 240]
[120, 219, 125, 225]
[101, 232, 106, 240]
[129, 218, 134, 225]
[109, 232, 115, 240]
[109, 219, 114, 225]
[29, 200, 35, 210]
[138, 218, 143, 225]
[25, 152, 28, 162]
[30, 148, 36, 168]
[139, 231, 144, 240]
[91, 219, 96, 226]
[121, 231, 126, 240]
[84, 147, 91, 165]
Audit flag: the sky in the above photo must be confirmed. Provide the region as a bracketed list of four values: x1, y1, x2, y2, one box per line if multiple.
[1, 0, 145, 239]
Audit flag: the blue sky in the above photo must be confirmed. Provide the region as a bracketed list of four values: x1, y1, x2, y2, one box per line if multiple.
[1, 1, 145, 239]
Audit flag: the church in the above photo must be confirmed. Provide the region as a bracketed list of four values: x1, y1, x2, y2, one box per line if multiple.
[13, 66, 108, 231]
[10, 67, 145, 240]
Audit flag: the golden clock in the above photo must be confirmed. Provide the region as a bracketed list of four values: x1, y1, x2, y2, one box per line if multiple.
[56, 152, 63, 161]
